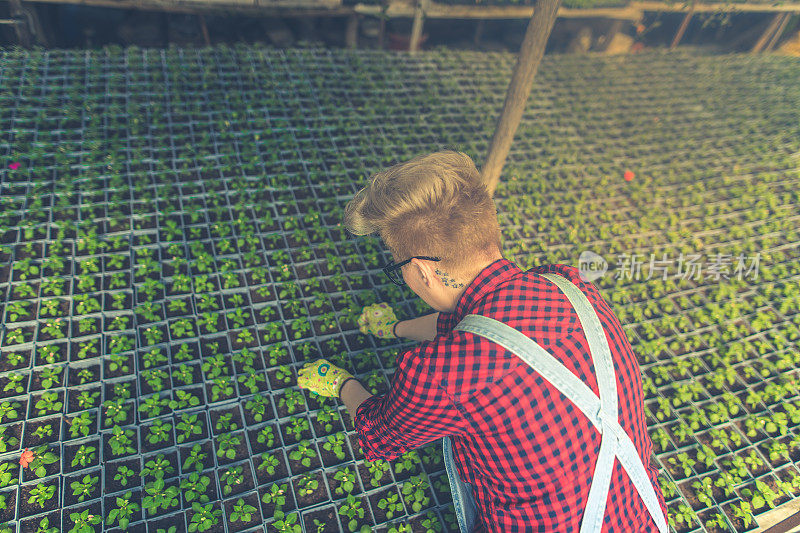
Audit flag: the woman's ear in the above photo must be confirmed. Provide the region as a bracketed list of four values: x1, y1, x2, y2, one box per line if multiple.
[410, 258, 435, 288]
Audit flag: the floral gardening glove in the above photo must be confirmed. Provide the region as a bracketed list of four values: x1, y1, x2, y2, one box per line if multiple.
[297, 359, 355, 398]
[358, 302, 399, 339]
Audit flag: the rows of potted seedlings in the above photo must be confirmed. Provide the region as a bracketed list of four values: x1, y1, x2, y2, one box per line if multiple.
[0, 44, 798, 533]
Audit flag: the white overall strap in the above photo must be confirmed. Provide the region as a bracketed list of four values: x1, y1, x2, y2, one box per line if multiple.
[538, 274, 667, 533]
[454, 289, 668, 533]
[540, 272, 617, 533]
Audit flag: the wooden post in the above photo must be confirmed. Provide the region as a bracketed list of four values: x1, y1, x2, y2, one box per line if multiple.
[765, 12, 790, 51]
[8, 0, 32, 48]
[378, 16, 386, 49]
[409, 0, 425, 52]
[670, 9, 693, 49]
[598, 19, 623, 52]
[713, 20, 726, 41]
[19, 2, 47, 46]
[482, 0, 561, 195]
[346, 14, 359, 48]
[752, 13, 782, 53]
[474, 19, 485, 45]
[199, 15, 210, 45]
[728, 14, 773, 51]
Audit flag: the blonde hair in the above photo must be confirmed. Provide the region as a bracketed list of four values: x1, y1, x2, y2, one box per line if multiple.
[343, 150, 502, 280]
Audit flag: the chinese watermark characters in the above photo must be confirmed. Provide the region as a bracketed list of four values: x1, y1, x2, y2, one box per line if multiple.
[578, 251, 760, 282]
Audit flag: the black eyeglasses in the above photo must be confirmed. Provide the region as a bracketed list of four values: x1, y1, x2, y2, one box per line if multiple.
[383, 256, 441, 286]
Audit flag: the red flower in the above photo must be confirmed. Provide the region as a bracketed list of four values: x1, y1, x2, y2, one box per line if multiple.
[624, 170, 635, 181]
[20, 448, 34, 468]
[8, 162, 20, 170]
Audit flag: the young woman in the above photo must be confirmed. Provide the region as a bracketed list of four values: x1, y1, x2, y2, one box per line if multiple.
[298, 150, 668, 532]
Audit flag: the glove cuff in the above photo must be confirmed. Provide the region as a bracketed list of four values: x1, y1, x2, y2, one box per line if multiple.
[338, 377, 358, 400]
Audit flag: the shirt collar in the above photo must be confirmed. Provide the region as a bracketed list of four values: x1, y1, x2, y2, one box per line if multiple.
[449, 257, 521, 324]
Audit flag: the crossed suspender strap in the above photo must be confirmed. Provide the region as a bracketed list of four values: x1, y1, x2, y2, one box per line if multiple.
[453, 273, 668, 533]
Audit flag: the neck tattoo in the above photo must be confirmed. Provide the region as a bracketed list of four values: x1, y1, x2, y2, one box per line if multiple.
[435, 268, 465, 289]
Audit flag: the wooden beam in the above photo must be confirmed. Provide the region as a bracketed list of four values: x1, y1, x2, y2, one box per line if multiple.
[408, 0, 425, 51]
[633, 1, 800, 13]
[559, 5, 641, 18]
[670, 8, 692, 49]
[25, 0, 347, 17]
[482, 0, 560, 195]
[354, 0, 800, 19]
[356, 1, 641, 20]
[16, 0, 800, 23]
[752, 13, 782, 53]
[765, 12, 791, 51]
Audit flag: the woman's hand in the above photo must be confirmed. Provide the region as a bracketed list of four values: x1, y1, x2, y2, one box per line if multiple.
[357, 302, 399, 339]
[297, 359, 355, 398]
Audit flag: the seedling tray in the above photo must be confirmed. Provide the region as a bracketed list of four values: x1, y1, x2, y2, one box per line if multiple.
[0, 45, 799, 533]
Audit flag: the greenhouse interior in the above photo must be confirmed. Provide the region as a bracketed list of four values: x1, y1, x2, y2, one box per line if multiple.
[0, 1, 799, 532]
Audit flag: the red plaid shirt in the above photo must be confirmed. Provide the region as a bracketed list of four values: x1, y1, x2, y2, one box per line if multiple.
[354, 258, 667, 532]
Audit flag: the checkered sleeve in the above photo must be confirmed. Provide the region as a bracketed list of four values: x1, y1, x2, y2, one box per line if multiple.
[353, 342, 460, 462]
[436, 310, 458, 337]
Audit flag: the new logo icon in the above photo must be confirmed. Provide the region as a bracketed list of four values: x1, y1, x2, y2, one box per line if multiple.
[578, 251, 608, 282]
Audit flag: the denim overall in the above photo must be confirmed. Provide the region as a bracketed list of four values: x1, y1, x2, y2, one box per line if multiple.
[442, 273, 669, 533]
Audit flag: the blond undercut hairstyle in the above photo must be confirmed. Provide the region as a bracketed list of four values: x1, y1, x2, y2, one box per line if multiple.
[343, 150, 502, 281]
